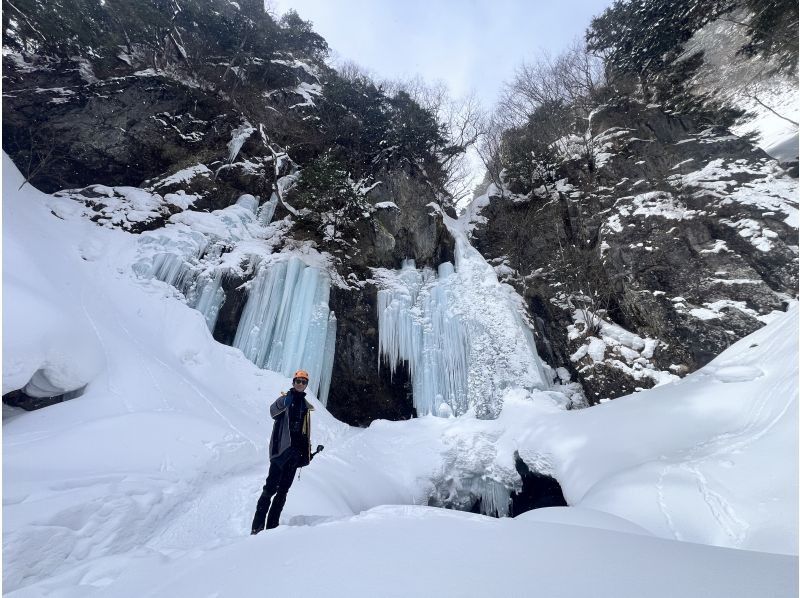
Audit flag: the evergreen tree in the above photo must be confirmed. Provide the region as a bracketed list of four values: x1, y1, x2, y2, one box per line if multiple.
[738, 0, 798, 71]
[587, 0, 733, 84]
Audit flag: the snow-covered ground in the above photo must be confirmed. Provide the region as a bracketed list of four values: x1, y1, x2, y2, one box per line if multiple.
[3, 154, 798, 596]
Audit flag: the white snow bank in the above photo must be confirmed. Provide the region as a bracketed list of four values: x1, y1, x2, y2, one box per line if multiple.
[3, 158, 105, 396]
[16, 506, 797, 598]
[3, 152, 797, 596]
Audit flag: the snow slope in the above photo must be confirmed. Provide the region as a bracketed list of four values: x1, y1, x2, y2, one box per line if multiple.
[3, 154, 798, 596]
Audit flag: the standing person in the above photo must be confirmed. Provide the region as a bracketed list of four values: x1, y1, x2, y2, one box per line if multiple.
[251, 369, 314, 535]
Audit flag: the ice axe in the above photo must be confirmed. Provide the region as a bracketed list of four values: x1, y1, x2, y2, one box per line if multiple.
[310, 444, 324, 460]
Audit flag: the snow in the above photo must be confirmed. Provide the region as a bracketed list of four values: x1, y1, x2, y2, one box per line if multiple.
[3, 153, 798, 596]
[623, 191, 698, 221]
[270, 57, 320, 78]
[289, 81, 323, 108]
[680, 10, 799, 163]
[151, 164, 212, 189]
[49, 186, 184, 231]
[721, 217, 779, 252]
[669, 157, 798, 229]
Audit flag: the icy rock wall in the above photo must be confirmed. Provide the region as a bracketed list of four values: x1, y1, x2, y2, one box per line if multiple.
[233, 257, 336, 405]
[376, 238, 551, 418]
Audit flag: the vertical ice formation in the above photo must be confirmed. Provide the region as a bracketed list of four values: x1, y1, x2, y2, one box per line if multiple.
[227, 121, 255, 163]
[466, 477, 513, 517]
[377, 260, 469, 417]
[376, 240, 551, 419]
[257, 193, 278, 225]
[131, 196, 338, 404]
[233, 256, 336, 405]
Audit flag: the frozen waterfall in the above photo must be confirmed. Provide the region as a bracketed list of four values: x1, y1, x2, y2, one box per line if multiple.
[375, 233, 551, 419]
[135, 232, 227, 331]
[233, 257, 336, 405]
[376, 260, 470, 417]
[132, 196, 336, 404]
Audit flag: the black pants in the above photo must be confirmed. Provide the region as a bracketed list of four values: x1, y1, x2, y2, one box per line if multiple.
[251, 457, 299, 532]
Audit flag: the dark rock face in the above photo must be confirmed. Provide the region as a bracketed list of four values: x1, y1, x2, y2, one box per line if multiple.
[2, 387, 85, 411]
[287, 165, 453, 425]
[326, 285, 414, 426]
[212, 272, 251, 346]
[367, 167, 456, 269]
[4, 65, 232, 193]
[472, 98, 798, 403]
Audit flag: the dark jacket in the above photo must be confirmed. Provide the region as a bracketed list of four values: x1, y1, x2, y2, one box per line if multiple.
[268, 389, 313, 467]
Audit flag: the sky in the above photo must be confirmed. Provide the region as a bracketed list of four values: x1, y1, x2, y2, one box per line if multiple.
[271, 0, 614, 108]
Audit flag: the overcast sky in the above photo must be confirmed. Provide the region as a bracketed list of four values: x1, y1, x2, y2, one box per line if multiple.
[271, 0, 613, 108]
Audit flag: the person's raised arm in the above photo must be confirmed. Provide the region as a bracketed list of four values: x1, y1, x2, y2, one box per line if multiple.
[269, 393, 292, 419]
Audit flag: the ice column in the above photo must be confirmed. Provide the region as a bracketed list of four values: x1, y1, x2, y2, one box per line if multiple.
[376, 253, 551, 418]
[377, 260, 469, 417]
[257, 193, 278, 225]
[233, 257, 336, 405]
[190, 270, 226, 331]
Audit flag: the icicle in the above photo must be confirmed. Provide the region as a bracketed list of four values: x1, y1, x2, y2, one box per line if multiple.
[467, 477, 512, 517]
[191, 270, 225, 331]
[227, 121, 255, 163]
[257, 193, 278, 225]
[375, 250, 551, 419]
[318, 312, 337, 406]
[300, 275, 332, 398]
[232, 257, 337, 405]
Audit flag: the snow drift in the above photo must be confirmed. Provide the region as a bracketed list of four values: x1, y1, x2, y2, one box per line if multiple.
[3, 153, 797, 596]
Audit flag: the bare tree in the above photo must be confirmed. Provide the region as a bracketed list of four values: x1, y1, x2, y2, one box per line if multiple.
[475, 111, 506, 193]
[488, 40, 606, 193]
[499, 40, 604, 133]
[392, 77, 484, 202]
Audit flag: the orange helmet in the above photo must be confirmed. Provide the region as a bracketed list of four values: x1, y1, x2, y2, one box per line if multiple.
[293, 370, 310, 380]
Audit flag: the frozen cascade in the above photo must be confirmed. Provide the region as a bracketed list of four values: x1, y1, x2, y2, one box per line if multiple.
[227, 121, 255, 163]
[235, 194, 259, 214]
[132, 195, 274, 331]
[191, 270, 225, 330]
[134, 233, 227, 331]
[376, 260, 470, 417]
[131, 197, 337, 403]
[257, 193, 278, 225]
[233, 256, 336, 405]
[375, 223, 551, 419]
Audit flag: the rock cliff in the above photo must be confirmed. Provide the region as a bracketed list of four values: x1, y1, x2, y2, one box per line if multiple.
[471, 97, 797, 402]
